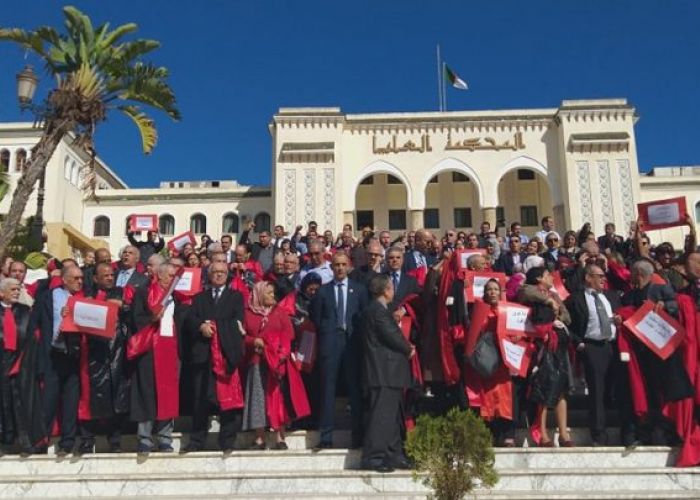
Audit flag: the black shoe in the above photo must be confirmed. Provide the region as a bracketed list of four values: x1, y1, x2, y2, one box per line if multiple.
[180, 443, 204, 454]
[274, 441, 288, 450]
[157, 444, 174, 453]
[137, 444, 152, 455]
[76, 443, 94, 455]
[249, 440, 266, 450]
[313, 441, 332, 451]
[222, 447, 235, 455]
[362, 461, 394, 473]
[30, 446, 48, 455]
[108, 444, 122, 454]
[56, 447, 72, 458]
[389, 457, 413, 470]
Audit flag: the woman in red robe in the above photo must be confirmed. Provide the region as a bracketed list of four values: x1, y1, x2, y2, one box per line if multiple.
[242, 281, 309, 449]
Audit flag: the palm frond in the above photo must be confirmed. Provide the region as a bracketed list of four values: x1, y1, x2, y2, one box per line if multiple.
[118, 105, 158, 154]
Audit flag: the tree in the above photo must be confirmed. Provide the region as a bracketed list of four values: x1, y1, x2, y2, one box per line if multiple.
[0, 6, 180, 256]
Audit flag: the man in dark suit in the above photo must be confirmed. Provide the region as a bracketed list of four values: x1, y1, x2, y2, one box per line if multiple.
[115, 245, 149, 290]
[349, 241, 384, 289]
[494, 235, 528, 276]
[183, 262, 245, 453]
[403, 229, 436, 271]
[566, 264, 627, 446]
[310, 251, 368, 448]
[384, 246, 421, 310]
[361, 274, 414, 472]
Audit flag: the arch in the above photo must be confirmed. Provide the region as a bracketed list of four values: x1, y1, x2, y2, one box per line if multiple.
[190, 213, 207, 234]
[64, 157, 71, 180]
[93, 216, 111, 237]
[350, 160, 413, 210]
[254, 212, 271, 233]
[222, 212, 239, 234]
[419, 158, 484, 207]
[159, 214, 175, 235]
[14, 149, 27, 172]
[489, 155, 550, 204]
[0, 149, 9, 173]
[70, 161, 80, 185]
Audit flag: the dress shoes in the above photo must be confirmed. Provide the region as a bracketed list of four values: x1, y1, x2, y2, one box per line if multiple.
[179, 443, 203, 454]
[55, 447, 72, 458]
[313, 441, 333, 451]
[136, 443, 152, 455]
[362, 460, 394, 473]
[389, 457, 413, 470]
[157, 444, 174, 453]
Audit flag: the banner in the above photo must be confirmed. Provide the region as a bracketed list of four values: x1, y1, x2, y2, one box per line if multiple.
[167, 231, 196, 253]
[129, 214, 157, 233]
[623, 300, 685, 360]
[173, 267, 202, 296]
[637, 197, 687, 231]
[456, 248, 487, 270]
[60, 296, 119, 339]
[463, 271, 506, 302]
[496, 302, 535, 338]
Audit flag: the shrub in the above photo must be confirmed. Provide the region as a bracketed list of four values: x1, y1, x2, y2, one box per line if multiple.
[406, 408, 498, 500]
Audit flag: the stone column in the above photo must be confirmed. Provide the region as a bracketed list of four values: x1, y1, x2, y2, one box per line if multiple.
[482, 207, 497, 229]
[410, 209, 424, 230]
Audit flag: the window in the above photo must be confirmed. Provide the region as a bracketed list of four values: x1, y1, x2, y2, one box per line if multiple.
[496, 206, 506, 227]
[190, 213, 207, 234]
[388, 209, 407, 230]
[357, 210, 374, 229]
[212, 181, 220, 187]
[93, 216, 110, 237]
[424, 208, 440, 229]
[222, 212, 239, 233]
[387, 174, 402, 184]
[0, 149, 9, 173]
[70, 162, 80, 185]
[15, 149, 27, 172]
[517, 169, 535, 180]
[452, 172, 470, 182]
[429, 175, 438, 184]
[254, 212, 271, 233]
[695, 202, 700, 223]
[159, 214, 175, 235]
[125, 215, 134, 235]
[64, 157, 71, 180]
[360, 176, 374, 185]
[454, 208, 472, 228]
[520, 205, 538, 227]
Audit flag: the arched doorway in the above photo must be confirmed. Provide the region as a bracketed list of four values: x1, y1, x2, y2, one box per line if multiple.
[423, 170, 480, 233]
[496, 168, 553, 235]
[354, 173, 408, 234]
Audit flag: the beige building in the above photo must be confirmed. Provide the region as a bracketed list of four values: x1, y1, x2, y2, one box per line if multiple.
[0, 98, 698, 259]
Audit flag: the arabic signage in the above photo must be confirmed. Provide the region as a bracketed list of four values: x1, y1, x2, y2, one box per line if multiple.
[371, 130, 525, 155]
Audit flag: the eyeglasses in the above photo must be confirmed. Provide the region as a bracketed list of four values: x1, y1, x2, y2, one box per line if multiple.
[547, 238, 559, 243]
[588, 273, 606, 278]
[367, 252, 382, 257]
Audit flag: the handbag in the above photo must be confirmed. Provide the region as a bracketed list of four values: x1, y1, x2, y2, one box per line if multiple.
[468, 330, 500, 378]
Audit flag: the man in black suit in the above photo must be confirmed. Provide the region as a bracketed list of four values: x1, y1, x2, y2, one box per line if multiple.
[183, 262, 245, 453]
[115, 245, 149, 290]
[494, 235, 528, 276]
[361, 274, 414, 472]
[310, 251, 368, 448]
[384, 246, 420, 310]
[349, 241, 384, 289]
[566, 264, 626, 446]
[403, 229, 436, 271]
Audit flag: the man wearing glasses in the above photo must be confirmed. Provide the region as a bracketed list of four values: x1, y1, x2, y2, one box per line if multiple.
[565, 264, 626, 446]
[542, 232, 561, 272]
[298, 241, 333, 286]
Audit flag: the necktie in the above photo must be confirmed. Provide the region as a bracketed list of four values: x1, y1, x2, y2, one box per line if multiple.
[213, 287, 220, 303]
[392, 272, 399, 292]
[592, 291, 613, 339]
[3, 307, 17, 352]
[336, 282, 345, 330]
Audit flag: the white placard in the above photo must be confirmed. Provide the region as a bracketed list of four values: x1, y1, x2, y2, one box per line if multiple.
[174, 270, 193, 291]
[134, 216, 154, 230]
[471, 276, 491, 300]
[635, 310, 677, 350]
[647, 202, 680, 226]
[73, 301, 109, 330]
[171, 234, 192, 251]
[296, 330, 315, 363]
[460, 251, 481, 269]
[502, 338, 526, 370]
[159, 300, 175, 337]
[505, 306, 530, 332]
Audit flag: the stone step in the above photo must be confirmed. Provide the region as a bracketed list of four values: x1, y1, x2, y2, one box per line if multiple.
[0, 446, 679, 475]
[0, 467, 697, 497]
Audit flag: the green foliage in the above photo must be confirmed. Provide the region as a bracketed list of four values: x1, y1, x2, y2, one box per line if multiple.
[406, 408, 498, 500]
[3, 216, 40, 259]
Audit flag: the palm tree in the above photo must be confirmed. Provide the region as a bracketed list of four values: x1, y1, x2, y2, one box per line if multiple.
[0, 5, 180, 255]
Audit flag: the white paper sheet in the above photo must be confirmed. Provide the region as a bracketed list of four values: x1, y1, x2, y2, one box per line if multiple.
[635, 310, 677, 350]
[73, 301, 108, 330]
[471, 276, 491, 300]
[502, 338, 526, 370]
[159, 300, 175, 337]
[134, 216, 154, 230]
[647, 202, 680, 225]
[174, 270, 193, 291]
[505, 306, 530, 332]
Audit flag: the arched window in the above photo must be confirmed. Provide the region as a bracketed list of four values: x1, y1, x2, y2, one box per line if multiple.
[0, 149, 9, 173]
[125, 215, 134, 235]
[64, 157, 71, 180]
[159, 214, 175, 235]
[93, 216, 111, 237]
[695, 202, 700, 223]
[254, 212, 271, 233]
[15, 149, 27, 172]
[190, 213, 207, 234]
[70, 161, 79, 185]
[222, 212, 239, 234]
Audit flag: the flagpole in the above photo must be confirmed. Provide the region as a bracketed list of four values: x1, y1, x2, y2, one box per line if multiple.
[442, 61, 448, 112]
[436, 45, 443, 112]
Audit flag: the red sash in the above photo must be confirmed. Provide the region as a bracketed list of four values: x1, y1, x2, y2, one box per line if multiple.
[3, 307, 17, 352]
[209, 323, 244, 410]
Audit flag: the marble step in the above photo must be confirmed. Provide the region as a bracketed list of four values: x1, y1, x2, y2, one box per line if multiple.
[0, 468, 698, 498]
[0, 447, 680, 475]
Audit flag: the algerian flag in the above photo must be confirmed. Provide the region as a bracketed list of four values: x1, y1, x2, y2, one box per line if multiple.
[444, 64, 468, 90]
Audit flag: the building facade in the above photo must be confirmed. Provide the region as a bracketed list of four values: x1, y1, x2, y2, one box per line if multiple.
[0, 98, 698, 259]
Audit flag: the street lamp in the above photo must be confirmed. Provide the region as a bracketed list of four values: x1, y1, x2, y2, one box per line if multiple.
[16, 64, 45, 251]
[16, 65, 39, 108]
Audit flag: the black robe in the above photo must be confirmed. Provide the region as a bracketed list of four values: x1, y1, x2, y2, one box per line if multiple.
[81, 287, 131, 419]
[0, 303, 45, 449]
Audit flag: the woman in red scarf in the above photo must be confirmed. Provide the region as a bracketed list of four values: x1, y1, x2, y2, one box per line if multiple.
[242, 281, 309, 449]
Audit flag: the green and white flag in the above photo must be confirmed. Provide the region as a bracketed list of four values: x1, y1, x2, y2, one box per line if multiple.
[444, 64, 468, 90]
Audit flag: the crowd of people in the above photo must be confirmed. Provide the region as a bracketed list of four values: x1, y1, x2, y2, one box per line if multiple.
[0, 213, 699, 472]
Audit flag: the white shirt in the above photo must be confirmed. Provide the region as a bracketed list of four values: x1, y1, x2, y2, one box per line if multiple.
[116, 267, 135, 287]
[334, 277, 349, 328]
[297, 261, 333, 286]
[584, 288, 616, 341]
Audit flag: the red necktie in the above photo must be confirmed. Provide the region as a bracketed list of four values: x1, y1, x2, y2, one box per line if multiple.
[3, 307, 17, 352]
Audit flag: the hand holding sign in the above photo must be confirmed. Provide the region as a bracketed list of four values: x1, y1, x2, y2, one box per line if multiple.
[60, 296, 119, 339]
[637, 197, 687, 231]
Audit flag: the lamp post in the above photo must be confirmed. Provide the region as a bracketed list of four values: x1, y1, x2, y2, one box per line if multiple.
[16, 65, 45, 251]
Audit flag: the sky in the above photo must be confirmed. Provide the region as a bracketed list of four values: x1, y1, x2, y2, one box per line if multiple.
[0, 0, 698, 188]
